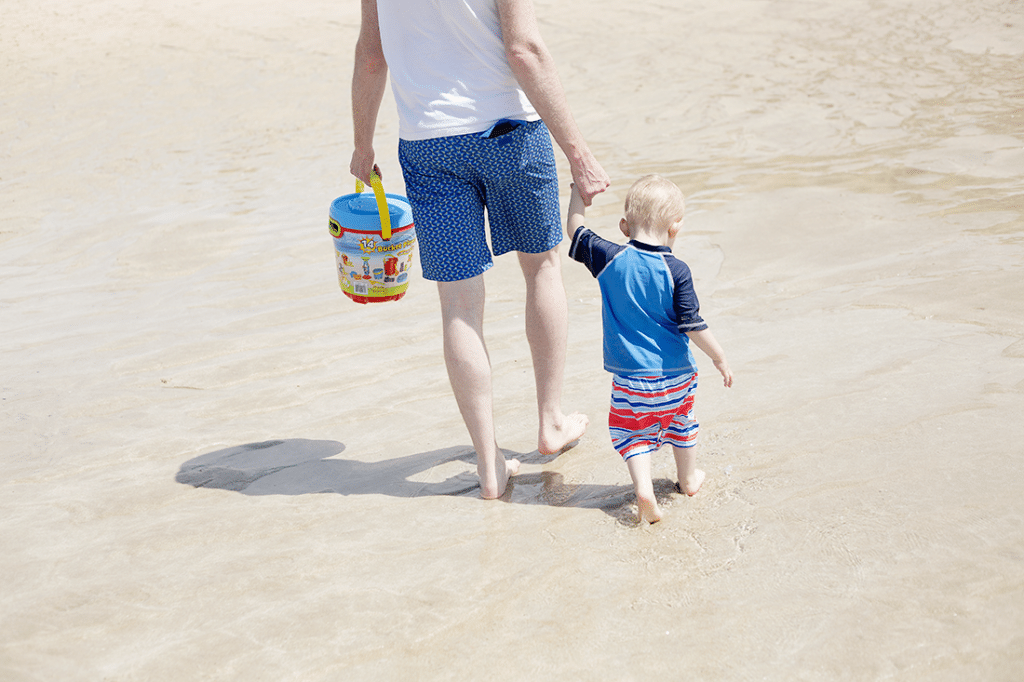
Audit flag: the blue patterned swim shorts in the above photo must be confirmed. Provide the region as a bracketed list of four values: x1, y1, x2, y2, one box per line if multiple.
[398, 119, 562, 282]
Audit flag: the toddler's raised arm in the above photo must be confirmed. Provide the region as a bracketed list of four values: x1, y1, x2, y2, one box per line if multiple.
[566, 183, 586, 240]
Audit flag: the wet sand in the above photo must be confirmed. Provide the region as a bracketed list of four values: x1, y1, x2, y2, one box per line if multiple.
[2, 0, 1023, 679]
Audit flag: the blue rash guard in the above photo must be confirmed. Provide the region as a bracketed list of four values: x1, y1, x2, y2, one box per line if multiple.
[569, 226, 707, 376]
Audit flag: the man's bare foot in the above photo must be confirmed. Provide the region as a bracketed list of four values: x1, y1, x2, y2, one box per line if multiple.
[637, 492, 663, 524]
[676, 468, 706, 497]
[480, 457, 521, 500]
[538, 412, 589, 455]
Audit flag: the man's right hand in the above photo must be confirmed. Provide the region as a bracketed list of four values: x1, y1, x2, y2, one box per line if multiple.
[350, 149, 379, 185]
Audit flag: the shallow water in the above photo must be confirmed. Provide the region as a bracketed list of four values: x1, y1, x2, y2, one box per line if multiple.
[2, 0, 1022, 680]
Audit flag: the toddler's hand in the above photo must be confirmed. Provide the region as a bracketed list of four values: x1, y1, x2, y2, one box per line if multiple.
[716, 360, 734, 388]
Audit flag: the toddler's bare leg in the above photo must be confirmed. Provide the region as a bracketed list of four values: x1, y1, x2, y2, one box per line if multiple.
[673, 445, 705, 496]
[625, 453, 662, 524]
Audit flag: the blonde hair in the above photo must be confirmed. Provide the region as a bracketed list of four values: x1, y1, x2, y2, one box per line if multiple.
[623, 174, 686, 232]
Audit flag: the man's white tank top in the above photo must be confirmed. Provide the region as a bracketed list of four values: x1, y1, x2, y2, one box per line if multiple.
[375, 0, 540, 140]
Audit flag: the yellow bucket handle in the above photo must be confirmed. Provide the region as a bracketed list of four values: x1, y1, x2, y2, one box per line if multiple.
[355, 170, 392, 240]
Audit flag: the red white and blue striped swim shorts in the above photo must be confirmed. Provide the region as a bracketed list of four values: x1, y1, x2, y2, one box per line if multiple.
[609, 373, 699, 460]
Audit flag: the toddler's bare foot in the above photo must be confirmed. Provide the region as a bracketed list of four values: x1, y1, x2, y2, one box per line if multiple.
[637, 492, 663, 524]
[538, 412, 589, 455]
[480, 457, 521, 500]
[676, 468, 706, 497]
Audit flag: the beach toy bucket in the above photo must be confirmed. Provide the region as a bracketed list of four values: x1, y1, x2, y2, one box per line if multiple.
[329, 174, 416, 304]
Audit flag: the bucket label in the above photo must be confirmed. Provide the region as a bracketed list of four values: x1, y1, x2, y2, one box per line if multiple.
[332, 223, 416, 304]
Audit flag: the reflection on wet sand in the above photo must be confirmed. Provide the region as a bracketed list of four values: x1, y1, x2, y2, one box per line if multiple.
[177, 440, 679, 526]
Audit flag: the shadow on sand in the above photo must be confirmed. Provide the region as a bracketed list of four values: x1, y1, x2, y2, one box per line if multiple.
[175, 439, 682, 523]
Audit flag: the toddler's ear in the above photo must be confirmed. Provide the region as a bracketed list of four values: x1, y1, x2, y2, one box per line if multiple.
[619, 218, 631, 238]
[667, 218, 684, 239]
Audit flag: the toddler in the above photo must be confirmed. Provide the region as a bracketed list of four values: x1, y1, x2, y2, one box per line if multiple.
[567, 175, 733, 523]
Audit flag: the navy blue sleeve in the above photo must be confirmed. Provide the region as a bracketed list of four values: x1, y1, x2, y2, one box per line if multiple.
[663, 255, 708, 333]
[569, 226, 625, 278]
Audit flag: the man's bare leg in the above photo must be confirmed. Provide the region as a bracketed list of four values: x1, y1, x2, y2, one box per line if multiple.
[518, 249, 589, 455]
[438, 276, 519, 499]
